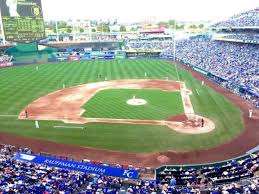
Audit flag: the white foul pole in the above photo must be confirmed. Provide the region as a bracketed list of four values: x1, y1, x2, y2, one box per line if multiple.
[0, 8, 6, 45]
[89, 20, 92, 41]
[173, 20, 176, 62]
[72, 20, 75, 41]
[173, 19, 180, 81]
[55, 20, 59, 42]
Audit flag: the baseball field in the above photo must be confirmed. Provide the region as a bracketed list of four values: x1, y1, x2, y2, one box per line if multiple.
[0, 59, 245, 155]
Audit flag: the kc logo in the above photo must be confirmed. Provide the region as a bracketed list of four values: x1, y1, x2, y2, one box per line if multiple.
[123, 170, 134, 178]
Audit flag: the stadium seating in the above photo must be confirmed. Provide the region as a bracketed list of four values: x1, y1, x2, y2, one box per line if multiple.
[174, 38, 259, 107]
[0, 55, 12, 62]
[221, 34, 259, 43]
[157, 155, 258, 186]
[0, 144, 258, 193]
[211, 8, 259, 28]
[125, 39, 174, 51]
[0, 54, 13, 68]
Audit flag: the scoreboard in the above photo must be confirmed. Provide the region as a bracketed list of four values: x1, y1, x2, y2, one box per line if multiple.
[0, 0, 45, 42]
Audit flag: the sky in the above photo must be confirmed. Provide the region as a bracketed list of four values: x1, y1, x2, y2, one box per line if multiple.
[41, 0, 259, 22]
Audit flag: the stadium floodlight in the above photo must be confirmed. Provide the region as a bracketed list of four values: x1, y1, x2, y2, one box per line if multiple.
[55, 20, 59, 42]
[173, 19, 179, 81]
[89, 24, 92, 41]
[0, 7, 6, 45]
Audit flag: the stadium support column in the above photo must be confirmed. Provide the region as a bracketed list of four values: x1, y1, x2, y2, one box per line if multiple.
[0, 8, 6, 45]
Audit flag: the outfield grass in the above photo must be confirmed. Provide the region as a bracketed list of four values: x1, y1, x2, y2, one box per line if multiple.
[83, 89, 184, 120]
[0, 59, 243, 152]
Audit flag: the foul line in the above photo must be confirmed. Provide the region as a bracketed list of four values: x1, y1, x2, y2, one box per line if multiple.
[0, 114, 18, 118]
[196, 89, 200, 96]
[53, 125, 84, 129]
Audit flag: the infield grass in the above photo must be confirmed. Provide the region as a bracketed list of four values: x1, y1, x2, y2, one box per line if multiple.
[0, 59, 243, 152]
[83, 89, 184, 120]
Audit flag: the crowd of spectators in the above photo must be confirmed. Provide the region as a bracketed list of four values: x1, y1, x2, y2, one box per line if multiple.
[0, 54, 13, 68]
[174, 39, 259, 106]
[212, 8, 259, 28]
[0, 144, 258, 194]
[0, 144, 155, 194]
[221, 34, 259, 44]
[125, 40, 174, 51]
[0, 55, 12, 63]
[0, 40, 13, 46]
[124, 30, 259, 106]
[157, 153, 258, 186]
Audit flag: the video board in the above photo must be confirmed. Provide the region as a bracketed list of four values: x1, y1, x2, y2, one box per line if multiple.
[0, 0, 45, 42]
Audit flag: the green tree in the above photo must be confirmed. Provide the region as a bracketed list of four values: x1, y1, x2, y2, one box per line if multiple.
[46, 21, 57, 33]
[79, 28, 84, 33]
[130, 27, 137, 31]
[189, 24, 197, 29]
[97, 23, 110, 32]
[58, 21, 68, 28]
[176, 24, 185, 30]
[198, 24, 204, 29]
[91, 28, 96, 32]
[97, 23, 102, 32]
[105, 25, 110, 32]
[168, 20, 176, 26]
[120, 25, 126, 32]
[66, 27, 73, 33]
[158, 21, 169, 28]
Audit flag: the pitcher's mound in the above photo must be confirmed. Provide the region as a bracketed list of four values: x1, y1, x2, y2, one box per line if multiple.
[127, 98, 147, 106]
